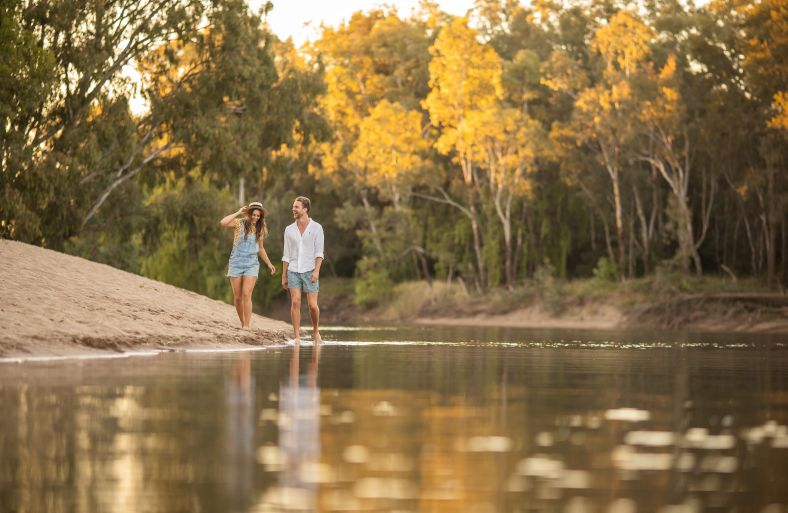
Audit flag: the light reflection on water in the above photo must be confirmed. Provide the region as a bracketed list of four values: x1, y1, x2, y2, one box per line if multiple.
[0, 326, 787, 513]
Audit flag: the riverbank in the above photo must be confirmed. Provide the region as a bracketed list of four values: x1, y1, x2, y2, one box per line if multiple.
[315, 278, 788, 335]
[0, 240, 290, 360]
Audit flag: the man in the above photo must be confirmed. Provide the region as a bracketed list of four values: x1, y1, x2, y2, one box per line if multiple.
[282, 196, 324, 344]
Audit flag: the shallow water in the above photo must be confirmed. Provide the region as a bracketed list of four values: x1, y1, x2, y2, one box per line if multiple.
[1, 326, 787, 513]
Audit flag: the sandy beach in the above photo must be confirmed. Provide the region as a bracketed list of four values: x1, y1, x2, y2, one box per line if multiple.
[0, 240, 290, 360]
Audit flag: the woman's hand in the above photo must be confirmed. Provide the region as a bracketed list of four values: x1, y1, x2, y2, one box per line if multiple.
[267, 263, 276, 275]
[220, 207, 247, 227]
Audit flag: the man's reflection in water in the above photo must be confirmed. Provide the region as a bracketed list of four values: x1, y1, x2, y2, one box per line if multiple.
[224, 355, 255, 512]
[278, 343, 321, 510]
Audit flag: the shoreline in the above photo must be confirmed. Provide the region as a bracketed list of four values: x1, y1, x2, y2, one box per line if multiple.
[0, 343, 291, 365]
[413, 302, 788, 334]
[414, 313, 788, 334]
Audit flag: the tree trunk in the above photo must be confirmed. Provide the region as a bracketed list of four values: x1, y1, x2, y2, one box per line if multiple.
[764, 163, 777, 288]
[611, 170, 626, 279]
[494, 184, 514, 290]
[676, 192, 702, 275]
[468, 193, 486, 291]
[633, 184, 651, 274]
[461, 159, 486, 291]
[360, 189, 383, 255]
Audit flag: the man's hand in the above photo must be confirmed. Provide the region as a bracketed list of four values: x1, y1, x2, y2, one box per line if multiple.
[310, 270, 319, 283]
[282, 275, 288, 289]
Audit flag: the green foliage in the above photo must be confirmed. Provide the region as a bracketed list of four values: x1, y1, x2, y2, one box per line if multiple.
[353, 257, 394, 308]
[139, 177, 236, 302]
[63, 178, 146, 273]
[532, 259, 563, 312]
[592, 257, 618, 282]
[0, 1, 57, 242]
[482, 214, 503, 287]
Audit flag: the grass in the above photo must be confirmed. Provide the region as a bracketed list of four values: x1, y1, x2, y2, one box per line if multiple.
[315, 273, 776, 322]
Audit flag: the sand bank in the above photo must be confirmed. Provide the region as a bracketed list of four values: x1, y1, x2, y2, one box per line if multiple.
[0, 240, 290, 360]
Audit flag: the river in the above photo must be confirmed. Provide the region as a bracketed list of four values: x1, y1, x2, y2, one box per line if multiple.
[1, 326, 786, 512]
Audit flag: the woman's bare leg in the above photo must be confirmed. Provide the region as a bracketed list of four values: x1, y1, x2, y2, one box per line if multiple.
[240, 276, 257, 328]
[229, 277, 244, 327]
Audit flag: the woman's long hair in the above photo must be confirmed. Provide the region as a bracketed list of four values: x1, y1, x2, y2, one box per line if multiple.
[243, 210, 268, 242]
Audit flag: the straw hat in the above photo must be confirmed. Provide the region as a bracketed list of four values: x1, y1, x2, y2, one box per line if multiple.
[247, 201, 269, 217]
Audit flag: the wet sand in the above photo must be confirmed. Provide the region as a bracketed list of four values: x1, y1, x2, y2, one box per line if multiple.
[0, 240, 290, 360]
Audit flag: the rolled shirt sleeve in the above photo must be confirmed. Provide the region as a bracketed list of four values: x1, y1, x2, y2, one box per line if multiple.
[281, 228, 292, 264]
[314, 224, 324, 259]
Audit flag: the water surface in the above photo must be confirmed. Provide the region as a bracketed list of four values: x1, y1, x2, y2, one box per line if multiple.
[1, 326, 787, 512]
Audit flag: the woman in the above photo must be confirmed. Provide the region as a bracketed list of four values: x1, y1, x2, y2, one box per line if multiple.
[220, 202, 277, 329]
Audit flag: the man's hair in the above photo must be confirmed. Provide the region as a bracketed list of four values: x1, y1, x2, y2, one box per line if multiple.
[295, 196, 311, 213]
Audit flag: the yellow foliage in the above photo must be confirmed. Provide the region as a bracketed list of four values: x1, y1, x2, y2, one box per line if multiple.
[349, 100, 428, 189]
[593, 11, 654, 76]
[541, 50, 590, 94]
[661, 86, 679, 103]
[611, 81, 632, 104]
[659, 54, 677, 81]
[768, 91, 788, 131]
[423, 17, 503, 161]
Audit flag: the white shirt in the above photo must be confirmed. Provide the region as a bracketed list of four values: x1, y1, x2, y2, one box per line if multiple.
[282, 219, 325, 273]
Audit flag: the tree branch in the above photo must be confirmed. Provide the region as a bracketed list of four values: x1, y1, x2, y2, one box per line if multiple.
[412, 186, 472, 220]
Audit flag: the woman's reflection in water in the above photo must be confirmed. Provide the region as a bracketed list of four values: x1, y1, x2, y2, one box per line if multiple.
[224, 354, 255, 512]
[279, 342, 321, 510]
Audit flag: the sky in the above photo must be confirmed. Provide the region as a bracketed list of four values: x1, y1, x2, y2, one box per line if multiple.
[252, 0, 477, 45]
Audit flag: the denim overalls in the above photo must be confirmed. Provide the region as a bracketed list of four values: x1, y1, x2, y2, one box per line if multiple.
[227, 220, 260, 277]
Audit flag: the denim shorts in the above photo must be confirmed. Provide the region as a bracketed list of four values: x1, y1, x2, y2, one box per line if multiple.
[287, 270, 319, 293]
[227, 254, 259, 277]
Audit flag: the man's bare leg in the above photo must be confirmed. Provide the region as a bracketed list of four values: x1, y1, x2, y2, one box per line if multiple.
[229, 277, 244, 327]
[306, 291, 321, 343]
[289, 287, 302, 343]
[240, 276, 257, 328]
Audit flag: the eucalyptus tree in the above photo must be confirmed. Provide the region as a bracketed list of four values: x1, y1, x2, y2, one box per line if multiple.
[422, 17, 504, 290]
[1, 0, 209, 246]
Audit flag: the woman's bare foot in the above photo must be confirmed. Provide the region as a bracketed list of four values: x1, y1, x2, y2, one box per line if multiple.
[313, 332, 322, 344]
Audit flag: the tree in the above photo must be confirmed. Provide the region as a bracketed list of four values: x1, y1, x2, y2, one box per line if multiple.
[423, 17, 503, 290]
[1, 0, 208, 246]
[635, 55, 708, 274]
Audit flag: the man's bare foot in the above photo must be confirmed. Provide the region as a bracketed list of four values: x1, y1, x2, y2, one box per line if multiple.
[313, 332, 322, 344]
